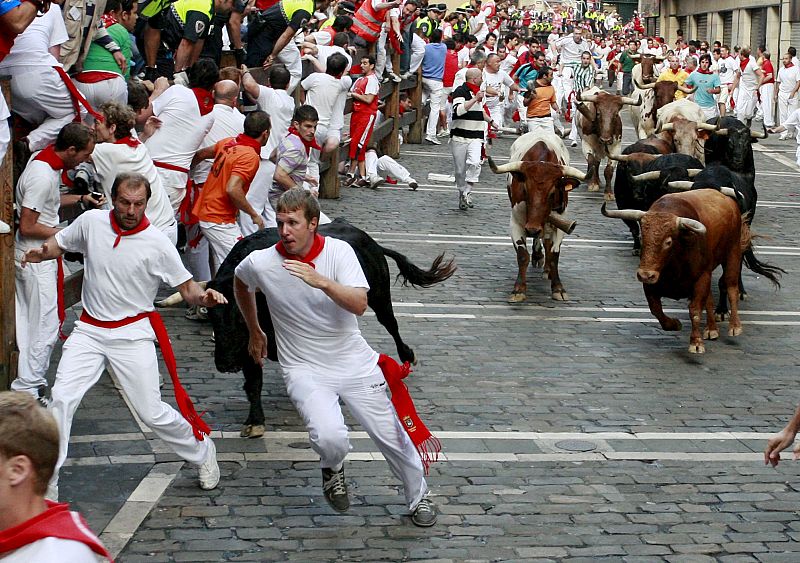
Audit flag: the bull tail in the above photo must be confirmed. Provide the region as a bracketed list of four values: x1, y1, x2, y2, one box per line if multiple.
[380, 246, 457, 288]
[742, 247, 783, 288]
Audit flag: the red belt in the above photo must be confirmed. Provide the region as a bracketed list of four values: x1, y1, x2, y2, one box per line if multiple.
[73, 70, 122, 83]
[153, 161, 190, 174]
[52, 66, 104, 123]
[79, 310, 211, 440]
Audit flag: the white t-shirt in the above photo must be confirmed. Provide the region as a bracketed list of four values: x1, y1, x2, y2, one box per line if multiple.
[301, 73, 351, 129]
[15, 157, 61, 251]
[457, 46, 472, 67]
[0, 5, 67, 70]
[482, 69, 513, 109]
[557, 36, 589, 64]
[499, 53, 517, 75]
[738, 56, 760, 91]
[778, 65, 800, 95]
[145, 85, 215, 171]
[0, 536, 105, 563]
[718, 56, 737, 83]
[235, 237, 378, 377]
[314, 45, 352, 72]
[470, 12, 487, 42]
[91, 141, 175, 233]
[257, 86, 296, 158]
[55, 209, 191, 321]
[191, 104, 246, 183]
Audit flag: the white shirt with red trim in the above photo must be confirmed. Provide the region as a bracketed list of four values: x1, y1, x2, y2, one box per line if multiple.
[55, 209, 191, 322]
[0, 536, 105, 562]
[145, 85, 215, 171]
[191, 104, 246, 184]
[235, 237, 378, 378]
[14, 156, 61, 252]
[778, 65, 800, 95]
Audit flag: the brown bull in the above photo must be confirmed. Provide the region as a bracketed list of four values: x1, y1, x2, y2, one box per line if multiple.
[601, 189, 746, 354]
[488, 132, 584, 302]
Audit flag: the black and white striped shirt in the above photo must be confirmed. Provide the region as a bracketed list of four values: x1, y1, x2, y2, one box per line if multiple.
[450, 84, 486, 142]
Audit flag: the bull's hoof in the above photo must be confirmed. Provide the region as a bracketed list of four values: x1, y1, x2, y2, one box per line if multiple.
[703, 329, 719, 340]
[728, 325, 743, 337]
[740, 292, 748, 301]
[532, 258, 544, 269]
[240, 424, 266, 438]
[587, 184, 600, 192]
[662, 318, 682, 331]
[631, 247, 640, 256]
[551, 289, 569, 301]
[715, 311, 729, 322]
[411, 351, 418, 365]
[688, 342, 706, 354]
[508, 292, 526, 303]
[603, 191, 615, 202]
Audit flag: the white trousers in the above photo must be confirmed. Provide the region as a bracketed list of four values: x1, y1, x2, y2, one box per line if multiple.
[700, 104, 720, 120]
[185, 223, 211, 282]
[735, 87, 758, 122]
[13, 251, 59, 394]
[376, 30, 390, 76]
[451, 138, 481, 194]
[240, 158, 276, 233]
[155, 168, 189, 215]
[422, 78, 443, 137]
[487, 103, 504, 130]
[0, 95, 9, 162]
[49, 320, 211, 487]
[778, 92, 799, 131]
[199, 221, 243, 275]
[277, 42, 303, 94]
[365, 150, 412, 183]
[10, 67, 84, 152]
[73, 76, 127, 124]
[759, 83, 775, 127]
[568, 100, 581, 142]
[409, 35, 425, 74]
[527, 115, 555, 134]
[284, 362, 427, 510]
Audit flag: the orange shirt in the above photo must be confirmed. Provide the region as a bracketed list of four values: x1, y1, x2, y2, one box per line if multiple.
[193, 138, 261, 224]
[526, 83, 556, 118]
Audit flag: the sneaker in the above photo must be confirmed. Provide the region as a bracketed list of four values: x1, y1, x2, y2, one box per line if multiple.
[570, 140, 578, 147]
[343, 172, 357, 186]
[411, 497, 437, 527]
[354, 177, 370, 188]
[185, 305, 208, 321]
[389, 72, 402, 83]
[425, 135, 441, 145]
[400, 71, 413, 80]
[322, 466, 349, 512]
[36, 385, 51, 408]
[408, 178, 418, 191]
[458, 193, 468, 210]
[780, 134, 788, 140]
[368, 175, 384, 189]
[464, 192, 474, 208]
[437, 129, 450, 137]
[198, 438, 220, 490]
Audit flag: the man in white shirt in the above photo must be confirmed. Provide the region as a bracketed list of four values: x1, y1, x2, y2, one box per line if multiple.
[556, 27, 590, 66]
[731, 46, 764, 126]
[13, 123, 96, 403]
[483, 52, 518, 130]
[776, 53, 800, 139]
[24, 173, 227, 501]
[717, 45, 737, 116]
[233, 188, 437, 527]
[469, 6, 487, 43]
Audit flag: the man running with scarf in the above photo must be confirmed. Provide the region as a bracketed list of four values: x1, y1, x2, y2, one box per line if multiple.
[22, 173, 227, 501]
[268, 105, 322, 209]
[233, 188, 439, 527]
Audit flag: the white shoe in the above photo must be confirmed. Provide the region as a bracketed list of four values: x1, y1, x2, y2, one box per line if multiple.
[0, 220, 9, 234]
[779, 134, 788, 140]
[425, 135, 441, 145]
[198, 438, 220, 490]
[437, 129, 450, 137]
[570, 140, 578, 147]
[389, 72, 402, 83]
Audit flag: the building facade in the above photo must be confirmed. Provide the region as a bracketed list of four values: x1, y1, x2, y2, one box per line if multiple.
[642, 0, 800, 58]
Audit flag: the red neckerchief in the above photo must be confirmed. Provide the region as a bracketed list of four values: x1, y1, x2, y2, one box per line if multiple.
[697, 67, 713, 74]
[287, 126, 322, 155]
[226, 133, 262, 153]
[101, 12, 117, 28]
[109, 210, 150, 248]
[275, 233, 325, 267]
[739, 57, 750, 72]
[786, 63, 795, 68]
[670, 67, 681, 74]
[33, 145, 66, 170]
[465, 81, 481, 94]
[114, 136, 141, 148]
[0, 501, 112, 561]
[191, 87, 213, 116]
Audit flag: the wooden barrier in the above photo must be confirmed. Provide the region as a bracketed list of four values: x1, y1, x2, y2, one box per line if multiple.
[0, 78, 14, 390]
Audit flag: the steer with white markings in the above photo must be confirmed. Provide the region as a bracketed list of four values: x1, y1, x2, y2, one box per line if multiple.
[488, 131, 584, 302]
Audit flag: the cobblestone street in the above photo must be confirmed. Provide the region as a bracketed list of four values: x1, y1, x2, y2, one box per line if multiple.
[49, 114, 800, 562]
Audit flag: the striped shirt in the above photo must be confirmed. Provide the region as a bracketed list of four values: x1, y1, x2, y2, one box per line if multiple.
[574, 63, 596, 93]
[269, 133, 308, 205]
[450, 84, 486, 142]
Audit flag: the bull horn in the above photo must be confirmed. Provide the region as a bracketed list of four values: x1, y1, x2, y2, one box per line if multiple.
[631, 170, 661, 182]
[719, 187, 738, 198]
[630, 54, 641, 60]
[750, 126, 768, 139]
[677, 217, 706, 235]
[155, 281, 208, 307]
[638, 81, 657, 90]
[576, 102, 595, 120]
[488, 157, 524, 174]
[560, 165, 586, 180]
[657, 122, 675, 133]
[666, 180, 694, 190]
[686, 168, 703, 178]
[601, 202, 646, 222]
[696, 122, 717, 131]
[578, 93, 599, 103]
[715, 128, 729, 136]
[621, 94, 642, 106]
[608, 152, 632, 162]
[654, 55, 665, 62]
[548, 212, 577, 234]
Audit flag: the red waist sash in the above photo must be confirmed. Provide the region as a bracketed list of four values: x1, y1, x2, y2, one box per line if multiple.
[79, 310, 211, 440]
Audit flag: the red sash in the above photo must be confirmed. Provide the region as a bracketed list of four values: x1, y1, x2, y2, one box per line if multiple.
[153, 161, 190, 174]
[52, 66, 104, 122]
[275, 233, 325, 266]
[73, 70, 122, 83]
[79, 310, 211, 440]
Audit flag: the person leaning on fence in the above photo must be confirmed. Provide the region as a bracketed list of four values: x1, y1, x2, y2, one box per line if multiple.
[0, 392, 112, 562]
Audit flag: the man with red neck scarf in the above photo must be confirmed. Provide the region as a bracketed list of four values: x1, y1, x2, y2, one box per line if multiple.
[22, 173, 227, 502]
[269, 105, 322, 209]
[684, 53, 721, 120]
[0, 391, 111, 562]
[656, 55, 691, 100]
[731, 45, 764, 127]
[13, 123, 97, 406]
[233, 188, 437, 527]
[192, 111, 270, 275]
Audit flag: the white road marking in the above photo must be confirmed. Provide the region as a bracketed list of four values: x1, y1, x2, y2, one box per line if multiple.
[753, 144, 800, 170]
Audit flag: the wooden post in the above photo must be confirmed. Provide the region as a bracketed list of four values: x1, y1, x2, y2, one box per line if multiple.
[379, 52, 402, 158]
[406, 69, 424, 144]
[319, 147, 340, 199]
[0, 77, 15, 390]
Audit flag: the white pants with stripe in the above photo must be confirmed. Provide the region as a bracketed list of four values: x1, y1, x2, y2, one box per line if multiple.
[155, 167, 189, 215]
[49, 320, 211, 488]
[450, 138, 482, 194]
[13, 250, 59, 394]
[199, 221, 243, 276]
[365, 150, 413, 184]
[759, 83, 775, 127]
[284, 362, 428, 510]
[72, 75, 127, 124]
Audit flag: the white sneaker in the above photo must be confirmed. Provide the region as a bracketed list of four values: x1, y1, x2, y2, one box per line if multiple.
[570, 140, 578, 147]
[0, 220, 9, 234]
[779, 134, 788, 140]
[368, 175, 384, 189]
[425, 135, 441, 145]
[389, 72, 402, 83]
[198, 438, 220, 490]
[437, 129, 450, 137]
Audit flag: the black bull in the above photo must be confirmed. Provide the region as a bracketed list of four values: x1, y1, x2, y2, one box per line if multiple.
[207, 218, 456, 435]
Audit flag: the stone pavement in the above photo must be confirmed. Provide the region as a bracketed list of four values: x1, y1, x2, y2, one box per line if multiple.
[46, 111, 800, 562]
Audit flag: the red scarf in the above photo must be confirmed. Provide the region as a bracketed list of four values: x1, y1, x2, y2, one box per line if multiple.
[114, 136, 141, 148]
[109, 210, 150, 248]
[226, 133, 262, 153]
[275, 233, 325, 266]
[0, 501, 112, 561]
[287, 126, 322, 155]
[377, 354, 441, 474]
[740, 57, 751, 72]
[191, 87, 214, 116]
[786, 63, 795, 68]
[697, 67, 713, 74]
[100, 12, 117, 28]
[33, 145, 66, 170]
[670, 67, 681, 74]
[465, 81, 481, 94]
